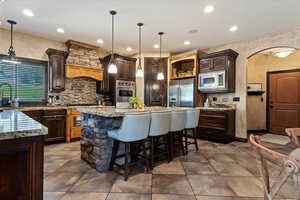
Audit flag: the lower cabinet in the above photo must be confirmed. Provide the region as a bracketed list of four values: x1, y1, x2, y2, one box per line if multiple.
[198, 109, 235, 143]
[66, 108, 82, 142]
[0, 136, 44, 200]
[23, 109, 66, 143]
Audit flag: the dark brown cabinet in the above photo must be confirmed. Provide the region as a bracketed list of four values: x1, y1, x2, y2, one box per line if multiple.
[0, 136, 44, 200]
[199, 49, 238, 93]
[144, 57, 168, 106]
[198, 109, 235, 143]
[46, 48, 68, 92]
[23, 109, 66, 143]
[96, 54, 136, 103]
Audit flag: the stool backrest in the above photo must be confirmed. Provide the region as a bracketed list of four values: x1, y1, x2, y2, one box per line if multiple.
[118, 112, 151, 142]
[170, 110, 186, 132]
[185, 109, 200, 129]
[149, 111, 171, 136]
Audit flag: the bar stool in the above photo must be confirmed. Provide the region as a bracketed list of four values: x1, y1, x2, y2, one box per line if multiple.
[149, 111, 171, 168]
[108, 112, 151, 181]
[184, 108, 200, 154]
[170, 110, 186, 159]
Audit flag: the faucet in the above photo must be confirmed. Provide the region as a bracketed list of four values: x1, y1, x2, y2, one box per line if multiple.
[0, 82, 13, 104]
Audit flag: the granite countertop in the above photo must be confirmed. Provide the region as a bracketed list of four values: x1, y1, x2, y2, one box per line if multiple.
[198, 106, 236, 111]
[0, 109, 48, 141]
[0, 105, 104, 111]
[78, 106, 194, 117]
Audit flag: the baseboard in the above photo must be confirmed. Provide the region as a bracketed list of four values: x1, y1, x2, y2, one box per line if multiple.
[247, 130, 268, 134]
[235, 137, 248, 143]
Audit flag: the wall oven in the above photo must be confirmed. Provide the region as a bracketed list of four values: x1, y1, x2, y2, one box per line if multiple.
[115, 80, 136, 103]
[198, 70, 226, 92]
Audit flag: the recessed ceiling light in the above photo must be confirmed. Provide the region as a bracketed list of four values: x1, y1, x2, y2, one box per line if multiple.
[229, 25, 238, 32]
[23, 9, 34, 17]
[184, 40, 191, 45]
[0, 0, 5, 5]
[56, 28, 65, 33]
[126, 47, 132, 52]
[153, 44, 159, 49]
[0, 21, 2, 25]
[204, 5, 215, 14]
[97, 39, 104, 44]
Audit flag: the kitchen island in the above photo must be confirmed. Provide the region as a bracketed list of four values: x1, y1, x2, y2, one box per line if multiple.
[0, 109, 48, 200]
[78, 106, 187, 172]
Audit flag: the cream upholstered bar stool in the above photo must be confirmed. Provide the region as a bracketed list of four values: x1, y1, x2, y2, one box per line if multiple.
[170, 109, 186, 159]
[108, 112, 151, 181]
[183, 108, 200, 154]
[149, 111, 171, 168]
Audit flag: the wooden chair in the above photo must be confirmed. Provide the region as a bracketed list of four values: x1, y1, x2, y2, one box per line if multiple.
[286, 128, 300, 147]
[249, 135, 300, 200]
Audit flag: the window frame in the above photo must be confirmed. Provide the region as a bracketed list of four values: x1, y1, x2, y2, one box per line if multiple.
[0, 54, 48, 103]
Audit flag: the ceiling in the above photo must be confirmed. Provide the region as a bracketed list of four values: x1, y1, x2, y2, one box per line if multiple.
[1, 0, 300, 55]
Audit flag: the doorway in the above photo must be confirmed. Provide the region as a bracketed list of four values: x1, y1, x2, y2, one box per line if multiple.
[267, 69, 300, 134]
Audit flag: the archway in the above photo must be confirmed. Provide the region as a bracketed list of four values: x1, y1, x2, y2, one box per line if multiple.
[246, 46, 300, 136]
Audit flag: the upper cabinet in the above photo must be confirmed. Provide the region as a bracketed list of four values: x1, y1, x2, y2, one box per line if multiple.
[96, 54, 136, 94]
[170, 50, 204, 80]
[46, 48, 68, 92]
[199, 49, 239, 93]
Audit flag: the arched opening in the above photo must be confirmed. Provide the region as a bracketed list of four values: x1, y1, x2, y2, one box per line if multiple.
[246, 46, 300, 139]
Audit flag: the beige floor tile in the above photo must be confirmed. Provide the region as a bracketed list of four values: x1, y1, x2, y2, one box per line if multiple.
[70, 170, 117, 192]
[210, 160, 254, 177]
[187, 175, 235, 196]
[179, 151, 209, 163]
[44, 171, 84, 192]
[182, 162, 217, 175]
[55, 158, 91, 173]
[196, 196, 234, 200]
[224, 177, 264, 197]
[152, 174, 194, 195]
[106, 193, 151, 200]
[44, 192, 65, 200]
[152, 194, 196, 200]
[61, 192, 107, 200]
[153, 160, 185, 175]
[111, 173, 152, 193]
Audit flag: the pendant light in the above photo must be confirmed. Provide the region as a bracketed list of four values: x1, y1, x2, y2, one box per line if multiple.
[7, 20, 17, 57]
[108, 10, 117, 74]
[157, 32, 165, 80]
[136, 23, 144, 77]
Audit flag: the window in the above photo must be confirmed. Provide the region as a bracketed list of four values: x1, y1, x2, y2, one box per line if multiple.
[0, 56, 47, 102]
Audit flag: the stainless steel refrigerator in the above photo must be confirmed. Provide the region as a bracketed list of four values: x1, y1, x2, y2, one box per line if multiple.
[169, 78, 195, 107]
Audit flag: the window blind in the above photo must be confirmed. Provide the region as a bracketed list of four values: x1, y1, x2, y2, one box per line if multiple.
[0, 58, 47, 102]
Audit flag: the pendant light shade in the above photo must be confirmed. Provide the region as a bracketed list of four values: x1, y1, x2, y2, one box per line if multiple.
[108, 10, 117, 74]
[7, 20, 17, 57]
[136, 23, 144, 77]
[157, 32, 165, 80]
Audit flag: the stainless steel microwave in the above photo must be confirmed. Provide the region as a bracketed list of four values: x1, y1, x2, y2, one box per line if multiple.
[198, 70, 226, 91]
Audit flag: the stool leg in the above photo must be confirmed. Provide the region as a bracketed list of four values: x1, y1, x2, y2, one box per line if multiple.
[184, 129, 188, 154]
[142, 139, 150, 172]
[164, 134, 171, 162]
[193, 128, 199, 151]
[109, 140, 119, 170]
[179, 131, 186, 155]
[124, 143, 130, 181]
[169, 132, 174, 160]
[150, 137, 154, 169]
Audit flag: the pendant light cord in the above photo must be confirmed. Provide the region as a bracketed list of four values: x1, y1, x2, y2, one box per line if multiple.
[109, 11, 117, 63]
[10, 23, 13, 49]
[139, 24, 142, 68]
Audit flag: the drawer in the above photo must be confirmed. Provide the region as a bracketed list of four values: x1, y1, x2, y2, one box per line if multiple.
[200, 110, 226, 117]
[44, 109, 66, 116]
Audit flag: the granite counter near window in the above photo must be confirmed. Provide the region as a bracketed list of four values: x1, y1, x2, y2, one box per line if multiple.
[0, 109, 48, 200]
[0, 109, 48, 140]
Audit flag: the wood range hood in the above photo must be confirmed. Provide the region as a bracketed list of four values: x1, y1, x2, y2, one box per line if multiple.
[65, 40, 103, 81]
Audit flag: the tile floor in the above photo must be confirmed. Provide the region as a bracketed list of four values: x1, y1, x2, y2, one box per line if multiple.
[44, 139, 297, 200]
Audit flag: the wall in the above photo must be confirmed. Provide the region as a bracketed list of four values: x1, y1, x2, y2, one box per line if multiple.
[0, 28, 108, 105]
[205, 28, 300, 139]
[247, 50, 300, 130]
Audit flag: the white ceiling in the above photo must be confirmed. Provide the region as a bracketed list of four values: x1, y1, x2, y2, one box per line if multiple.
[1, 0, 300, 55]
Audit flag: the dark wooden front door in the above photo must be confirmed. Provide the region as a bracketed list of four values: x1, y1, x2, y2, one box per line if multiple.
[144, 57, 168, 106]
[268, 70, 300, 134]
